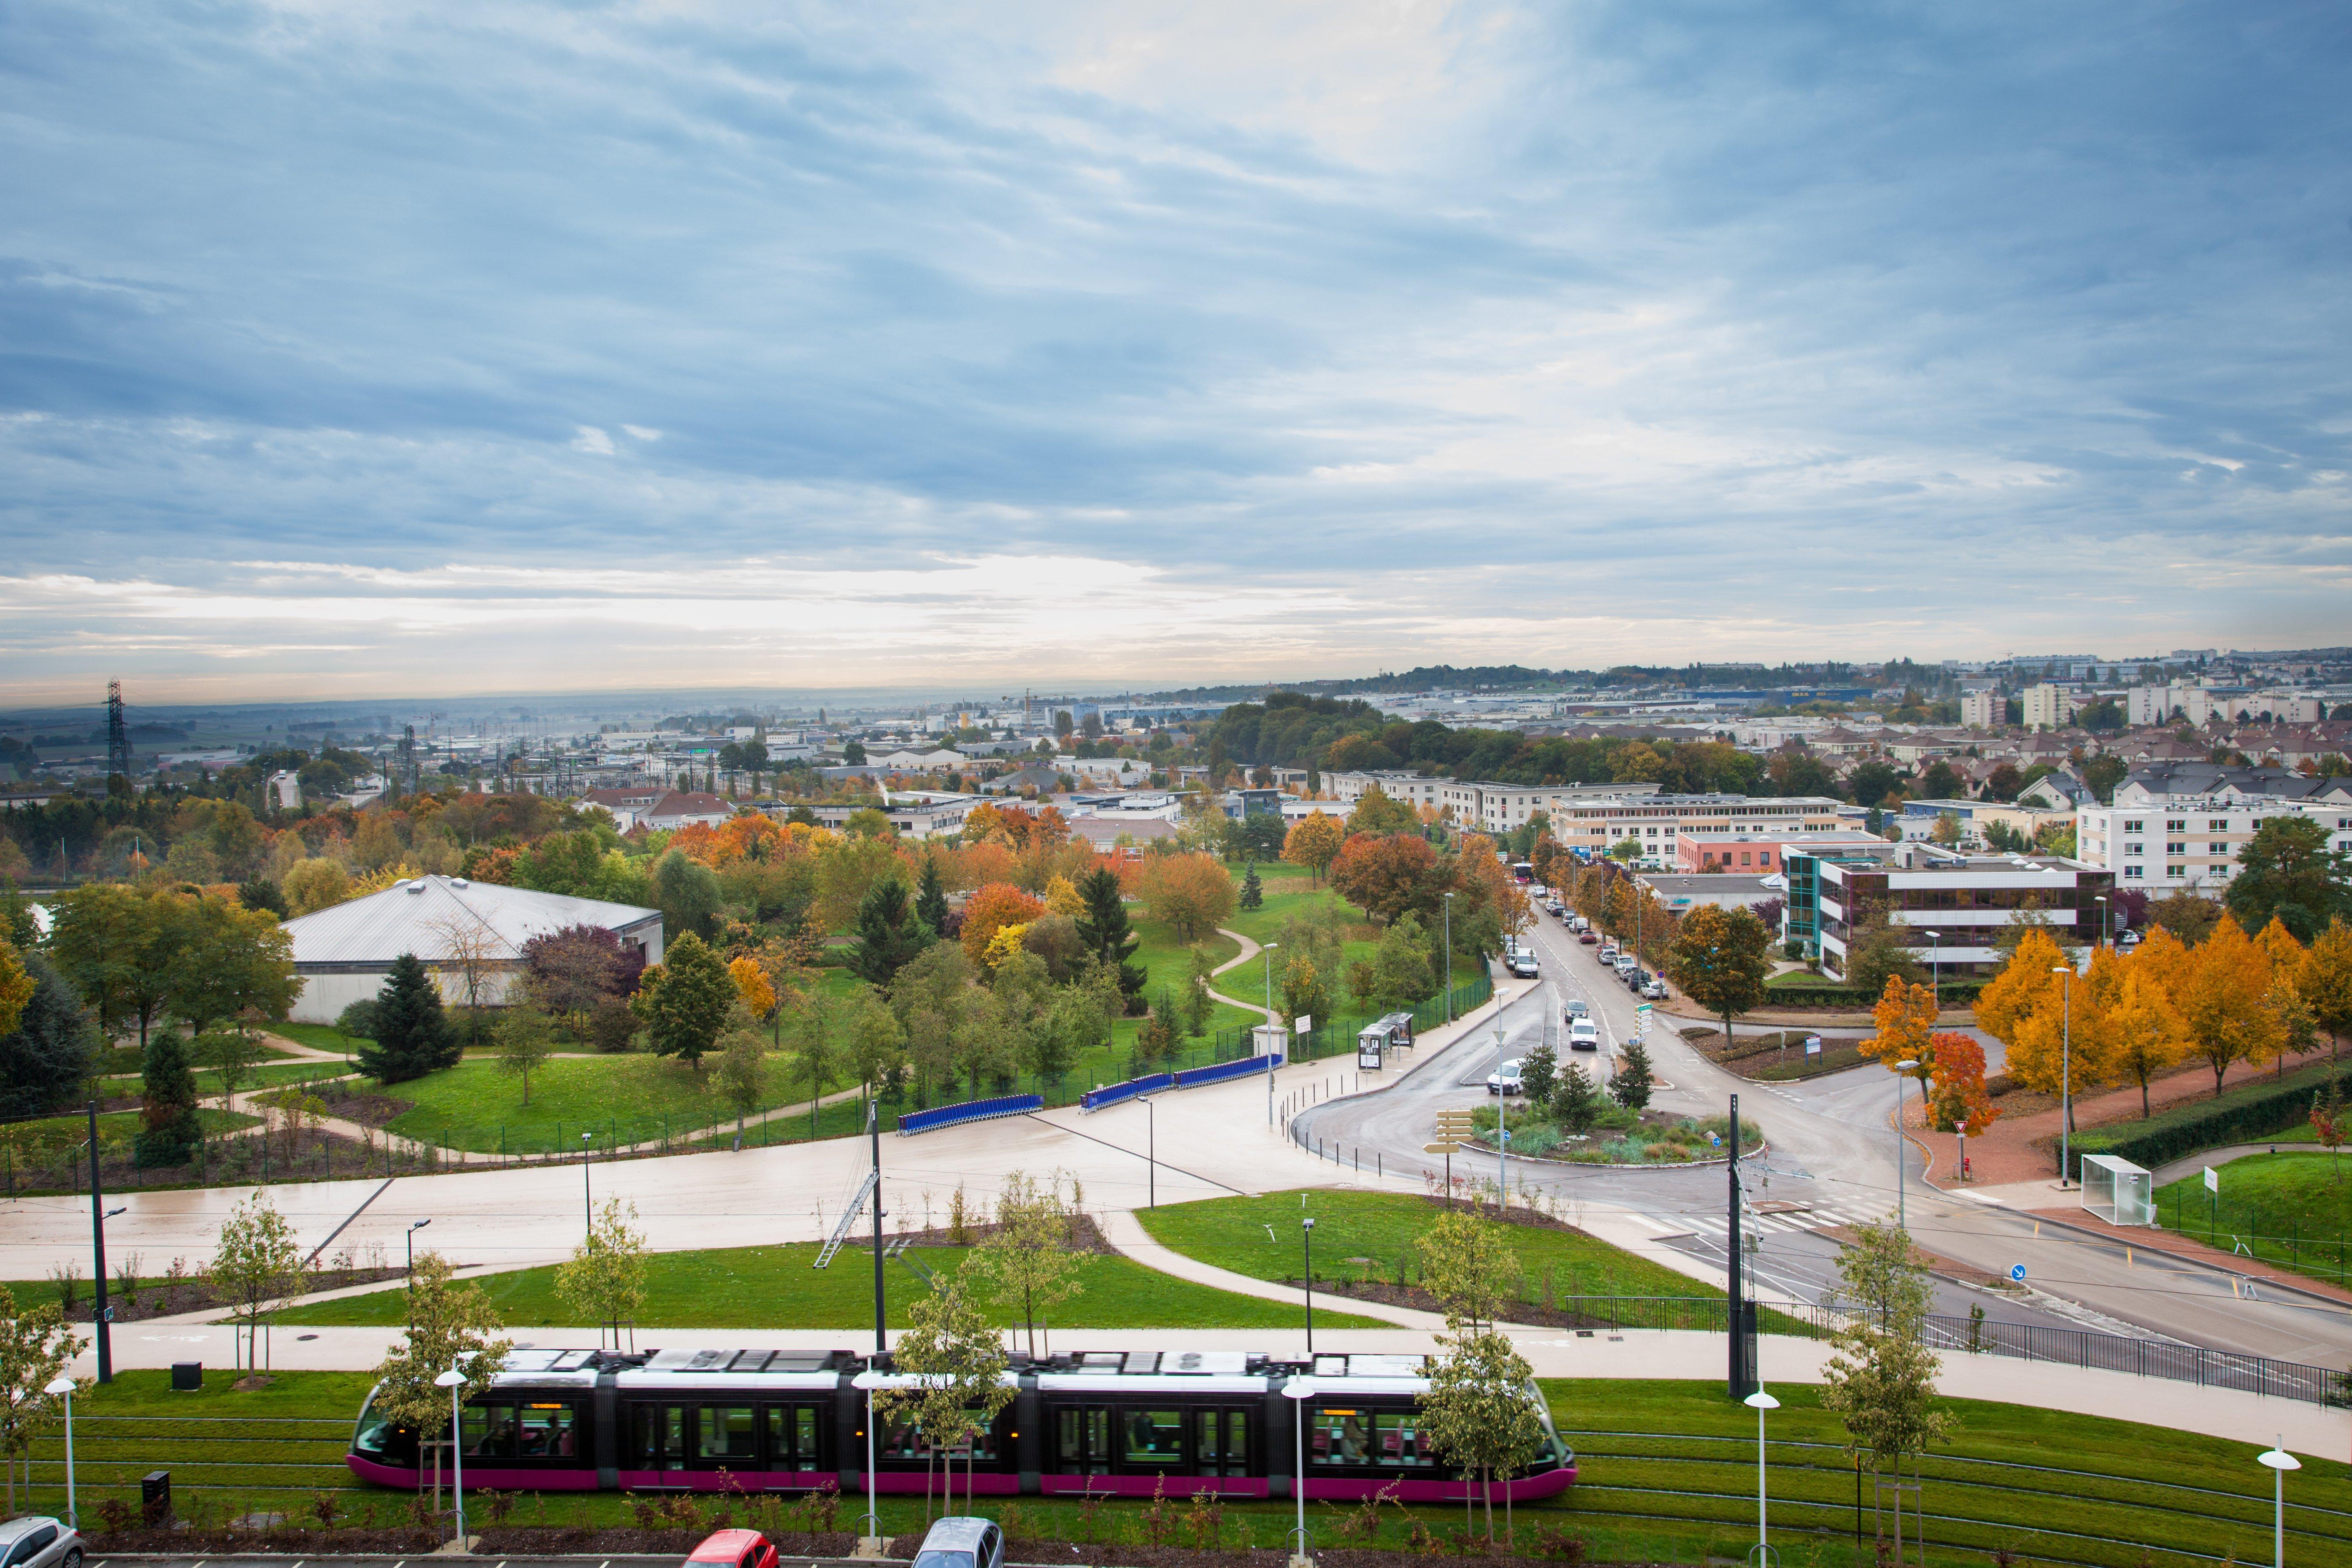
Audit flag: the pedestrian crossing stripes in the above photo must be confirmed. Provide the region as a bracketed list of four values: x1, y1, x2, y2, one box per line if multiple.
[1640, 1204, 1884, 1240]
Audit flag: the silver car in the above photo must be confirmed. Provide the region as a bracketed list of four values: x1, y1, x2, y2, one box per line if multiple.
[0, 1517, 82, 1568]
[912, 1518, 1005, 1568]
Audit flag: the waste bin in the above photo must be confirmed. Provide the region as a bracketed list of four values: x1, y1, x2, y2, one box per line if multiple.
[171, 1361, 202, 1392]
[141, 1470, 171, 1525]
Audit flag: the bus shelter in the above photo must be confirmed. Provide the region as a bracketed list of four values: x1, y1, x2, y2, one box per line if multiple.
[2079, 1154, 2155, 1227]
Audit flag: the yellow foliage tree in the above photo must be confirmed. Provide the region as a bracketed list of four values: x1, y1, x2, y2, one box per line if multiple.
[727, 955, 776, 1018]
[1043, 874, 1085, 919]
[981, 921, 1032, 968]
[0, 941, 32, 1039]
[2178, 916, 2286, 1097]
[1281, 811, 1346, 887]
[2301, 918, 2352, 1060]
[2106, 963, 2187, 1117]
[1973, 927, 2066, 1048]
[1860, 976, 1938, 1086]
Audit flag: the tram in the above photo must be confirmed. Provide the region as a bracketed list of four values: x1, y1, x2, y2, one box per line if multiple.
[348, 1347, 1576, 1501]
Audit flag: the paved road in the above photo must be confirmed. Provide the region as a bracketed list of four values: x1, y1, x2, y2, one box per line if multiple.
[1297, 901, 2352, 1368]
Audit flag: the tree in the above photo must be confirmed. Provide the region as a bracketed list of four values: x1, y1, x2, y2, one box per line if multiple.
[555, 1198, 649, 1348]
[2105, 966, 2187, 1117]
[1419, 1325, 1548, 1547]
[2228, 816, 2352, 941]
[0, 941, 34, 1041]
[1551, 1062, 1600, 1134]
[915, 855, 952, 935]
[1860, 975, 1939, 1090]
[2177, 916, 2286, 1097]
[370, 1251, 514, 1487]
[960, 881, 1048, 965]
[728, 954, 778, 1020]
[281, 856, 353, 915]
[212, 1190, 303, 1368]
[1924, 1032, 1996, 1135]
[519, 924, 644, 1023]
[633, 931, 735, 1070]
[1519, 1039, 1557, 1108]
[136, 1030, 203, 1165]
[1818, 1224, 1952, 1564]
[0, 949, 98, 1122]
[168, 895, 299, 1038]
[1918, 760, 1961, 800]
[1238, 862, 1263, 911]
[491, 1003, 557, 1104]
[359, 952, 462, 1084]
[196, 1027, 269, 1110]
[1135, 992, 1180, 1067]
[1136, 852, 1236, 942]
[0, 1284, 84, 1513]
[1842, 914, 1921, 999]
[966, 1170, 1086, 1357]
[849, 876, 935, 986]
[1364, 911, 1441, 1009]
[1344, 785, 1420, 836]
[2302, 918, 2352, 1060]
[1280, 954, 1331, 1035]
[1667, 905, 1773, 1055]
[1984, 763, 2024, 800]
[650, 849, 725, 943]
[47, 881, 181, 1049]
[1283, 811, 1346, 886]
[2310, 1081, 2348, 1180]
[1609, 1040, 1655, 1110]
[1328, 831, 1443, 926]
[1412, 1209, 1524, 1328]
[841, 989, 910, 1098]
[879, 1278, 1013, 1521]
[2147, 889, 2222, 946]
[789, 991, 837, 1134]
[1073, 868, 1147, 1007]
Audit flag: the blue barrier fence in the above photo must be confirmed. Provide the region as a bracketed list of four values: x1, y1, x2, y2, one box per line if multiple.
[1081, 1052, 1280, 1112]
[895, 1092, 1044, 1137]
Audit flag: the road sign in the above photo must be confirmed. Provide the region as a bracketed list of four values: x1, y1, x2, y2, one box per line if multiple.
[1295, 1015, 1313, 1035]
[2204, 1167, 2219, 1193]
[1804, 1034, 1823, 1056]
[1435, 1110, 1477, 1132]
[2009, 1264, 2027, 1284]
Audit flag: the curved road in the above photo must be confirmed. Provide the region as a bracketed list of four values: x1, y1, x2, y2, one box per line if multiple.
[1298, 900, 2352, 1369]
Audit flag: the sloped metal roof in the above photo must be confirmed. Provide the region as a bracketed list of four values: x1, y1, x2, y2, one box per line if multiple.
[281, 874, 660, 967]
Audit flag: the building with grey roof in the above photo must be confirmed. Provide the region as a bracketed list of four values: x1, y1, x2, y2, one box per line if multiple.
[281, 874, 661, 1024]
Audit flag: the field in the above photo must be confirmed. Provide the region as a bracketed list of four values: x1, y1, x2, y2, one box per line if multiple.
[16, 1369, 2346, 1565]
[381, 1056, 867, 1154]
[271, 1239, 1384, 1330]
[2154, 1149, 2352, 1288]
[1214, 861, 1479, 1022]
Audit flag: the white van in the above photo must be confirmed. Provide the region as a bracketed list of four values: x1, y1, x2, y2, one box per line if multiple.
[1568, 1018, 1600, 1052]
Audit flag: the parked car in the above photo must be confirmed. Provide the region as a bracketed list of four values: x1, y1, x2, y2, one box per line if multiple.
[911, 1519, 1006, 1568]
[1506, 950, 1539, 978]
[1572, 915, 1590, 933]
[1487, 1058, 1525, 1094]
[1641, 977, 1668, 1000]
[1598, 944, 1619, 963]
[0, 1519, 84, 1568]
[1568, 1019, 1600, 1052]
[1578, 930, 1599, 945]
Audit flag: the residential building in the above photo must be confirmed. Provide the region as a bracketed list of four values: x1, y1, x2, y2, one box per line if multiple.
[581, 787, 734, 832]
[2076, 765, 2352, 893]
[281, 874, 662, 1023]
[1546, 794, 1846, 862]
[1673, 826, 1889, 874]
[1322, 769, 1449, 811]
[1895, 798, 2075, 848]
[2022, 683, 2078, 730]
[1795, 843, 2112, 981]
[1960, 689, 2000, 730]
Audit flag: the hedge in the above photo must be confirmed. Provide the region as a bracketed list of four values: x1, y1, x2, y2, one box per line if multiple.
[2067, 1057, 2352, 1181]
[1756, 979, 1985, 1008]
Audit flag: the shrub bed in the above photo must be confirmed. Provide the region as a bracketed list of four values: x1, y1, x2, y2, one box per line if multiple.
[2066, 1057, 2352, 1180]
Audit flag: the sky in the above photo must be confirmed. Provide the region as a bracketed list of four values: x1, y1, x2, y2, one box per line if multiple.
[2, 1, 2348, 703]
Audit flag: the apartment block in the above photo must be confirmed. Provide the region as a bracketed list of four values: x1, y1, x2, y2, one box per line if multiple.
[1959, 689, 2000, 730]
[2077, 767, 2352, 893]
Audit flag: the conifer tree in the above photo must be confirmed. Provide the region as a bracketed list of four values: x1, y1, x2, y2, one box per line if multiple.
[135, 1030, 203, 1165]
[1238, 862, 1263, 910]
[1610, 1039, 1655, 1110]
[914, 857, 951, 936]
[358, 952, 462, 1084]
[1074, 867, 1146, 1010]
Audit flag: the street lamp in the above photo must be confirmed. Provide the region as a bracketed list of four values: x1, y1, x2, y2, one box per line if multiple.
[1139, 1095, 1156, 1210]
[44, 1376, 78, 1527]
[406, 1219, 431, 1328]
[1893, 1060, 1920, 1230]
[1301, 1217, 1317, 1356]
[1263, 941, 1282, 1127]
[1743, 1388, 1779, 1560]
[2094, 894, 2109, 949]
[1443, 892, 1456, 1019]
[2054, 965, 2074, 1188]
[1928, 932, 1940, 1015]
[2258, 1441, 2300, 1568]
[1281, 1377, 1321, 1568]
[582, 1130, 594, 1232]
[434, 1360, 472, 1546]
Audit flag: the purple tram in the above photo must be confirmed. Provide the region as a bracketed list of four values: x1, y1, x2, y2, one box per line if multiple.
[348, 1347, 1576, 1502]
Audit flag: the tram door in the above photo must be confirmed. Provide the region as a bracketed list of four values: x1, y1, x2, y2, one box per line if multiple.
[1194, 1408, 1251, 1477]
[1056, 1406, 1112, 1475]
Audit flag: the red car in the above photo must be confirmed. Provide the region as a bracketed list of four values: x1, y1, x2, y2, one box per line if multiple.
[1578, 930, 1598, 944]
[688, 1530, 778, 1568]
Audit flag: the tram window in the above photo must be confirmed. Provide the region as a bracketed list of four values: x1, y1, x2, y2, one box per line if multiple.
[953, 1412, 1001, 1464]
[880, 1415, 928, 1462]
[516, 1402, 578, 1459]
[461, 1403, 518, 1459]
[766, 1405, 820, 1469]
[1122, 1409, 1184, 1467]
[1308, 1408, 1371, 1466]
[632, 1404, 689, 1471]
[1056, 1407, 1110, 1474]
[1373, 1411, 1433, 1468]
[1195, 1409, 1249, 1476]
[703, 1406, 757, 1463]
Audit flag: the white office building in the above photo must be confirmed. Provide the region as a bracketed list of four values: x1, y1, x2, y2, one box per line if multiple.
[2076, 765, 2352, 893]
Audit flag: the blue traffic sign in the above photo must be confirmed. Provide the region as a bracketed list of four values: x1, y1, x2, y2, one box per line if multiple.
[2009, 1264, 2027, 1284]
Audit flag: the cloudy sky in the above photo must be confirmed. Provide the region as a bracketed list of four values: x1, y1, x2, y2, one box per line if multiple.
[3, 2, 2347, 702]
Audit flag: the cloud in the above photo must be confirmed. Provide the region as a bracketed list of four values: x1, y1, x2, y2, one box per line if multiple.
[0, 1, 2347, 700]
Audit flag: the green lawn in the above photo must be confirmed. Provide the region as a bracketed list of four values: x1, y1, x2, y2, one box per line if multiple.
[269, 1021, 366, 1056]
[1137, 1188, 1731, 1306]
[2154, 1149, 2352, 1288]
[1216, 872, 1479, 1025]
[9, 1104, 257, 1160]
[273, 1239, 1384, 1331]
[15, 1367, 2345, 1565]
[382, 1055, 860, 1154]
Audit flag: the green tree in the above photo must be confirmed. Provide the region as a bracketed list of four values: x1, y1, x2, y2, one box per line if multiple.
[1238, 862, 1264, 910]
[1667, 904, 1773, 1051]
[195, 1027, 268, 1110]
[47, 881, 181, 1048]
[2227, 816, 2352, 942]
[713, 1021, 767, 1141]
[1412, 1208, 1523, 1330]
[491, 1003, 557, 1105]
[879, 1278, 1014, 1521]
[849, 877, 934, 986]
[1135, 991, 1180, 1067]
[1279, 954, 1332, 1037]
[914, 856, 952, 935]
[136, 1030, 203, 1165]
[370, 1251, 513, 1493]
[1184, 947, 1216, 1037]
[1344, 785, 1419, 836]
[0, 949, 99, 1122]
[1610, 1038, 1655, 1110]
[0, 1284, 84, 1513]
[359, 952, 462, 1084]
[1419, 1326, 1547, 1547]
[1519, 1038, 1557, 1108]
[1073, 868, 1146, 1008]
[789, 991, 837, 1134]
[842, 990, 910, 1099]
[1818, 1223, 1953, 1563]
[554, 1198, 649, 1349]
[635, 931, 734, 1069]
[211, 1190, 303, 1368]
[966, 1170, 1086, 1358]
[650, 849, 725, 943]
[1550, 1061, 1600, 1135]
[1843, 912, 1922, 998]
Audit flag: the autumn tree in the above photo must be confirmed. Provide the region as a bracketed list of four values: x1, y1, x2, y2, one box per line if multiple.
[960, 881, 1047, 965]
[2178, 916, 2287, 1096]
[2105, 965, 2187, 1117]
[1344, 785, 1420, 836]
[1667, 905, 1773, 1052]
[1328, 831, 1443, 926]
[1282, 811, 1347, 887]
[1136, 852, 1237, 942]
[2302, 918, 2352, 1060]
[633, 931, 735, 1069]
[1924, 1032, 1996, 1135]
[1860, 975, 1939, 1090]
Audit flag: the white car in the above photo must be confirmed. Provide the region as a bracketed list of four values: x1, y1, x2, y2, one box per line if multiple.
[1506, 950, 1539, 978]
[0, 1518, 82, 1568]
[1598, 944, 1619, 963]
[1487, 1058, 1525, 1094]
[1568, 1019, 1600, 1052]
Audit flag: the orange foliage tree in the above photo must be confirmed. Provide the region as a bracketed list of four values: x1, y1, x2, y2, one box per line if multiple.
[1861, 975, 1940, 1087]
[1925, 1031, 1996, 1135]
[1327, 832, 1441, 926]
[960, 882, 1046, 965]
[1282, 811, 1346, 887]
[1135, 852, 1237, 943]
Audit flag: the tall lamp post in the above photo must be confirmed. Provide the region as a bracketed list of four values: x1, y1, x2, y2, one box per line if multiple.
[1443, 892, 1456, 1019]
[1744, 1387, 1779, 1561]
[1282, 1377, 1320, 1568]
[406, 1219, 431, 1328]
[1301, 1217, 1317, 1357]
[2095, 894, 2109, 949]
[1893, 1059, 1920, 1231]
[1264, 941, 1282, 1128]
[85, 1102, 117, 1384]
[45, 1376, 79, 1526]
[1928, 932, 1940, 1016]
[434, 1360, 471, 1547]
[2258, 1441, 2300, 1568]
[2054, 965, 2074, 1188]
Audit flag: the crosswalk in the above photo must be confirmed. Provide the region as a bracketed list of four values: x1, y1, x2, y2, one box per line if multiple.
[1630, 1201, 1886, 1242]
